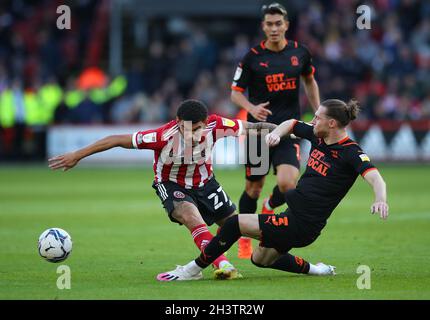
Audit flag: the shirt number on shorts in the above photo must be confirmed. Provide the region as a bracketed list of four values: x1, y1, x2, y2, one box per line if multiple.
[208, 186, 231, 210]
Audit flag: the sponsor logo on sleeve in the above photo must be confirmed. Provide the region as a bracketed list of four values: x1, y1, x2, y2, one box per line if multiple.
[136, 133, 144, 145]
[222, 118, 236, 128]
[359, 154, 370, 162]
[143, 132, 157, 143]
[233, 66, 243, 81]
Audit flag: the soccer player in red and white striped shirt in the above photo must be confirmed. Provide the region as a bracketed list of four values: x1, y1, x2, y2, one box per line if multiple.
[49, 99, 276, 280]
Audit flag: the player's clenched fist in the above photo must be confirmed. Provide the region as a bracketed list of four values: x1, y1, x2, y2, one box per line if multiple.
[265, 132, 280, 147]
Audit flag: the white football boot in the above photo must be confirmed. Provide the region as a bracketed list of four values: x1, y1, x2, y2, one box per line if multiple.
[156, 265, 203, 281]
[313, 262, 336, 276]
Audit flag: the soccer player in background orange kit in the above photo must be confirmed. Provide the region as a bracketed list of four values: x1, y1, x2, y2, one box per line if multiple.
[231, 3, 321, 259]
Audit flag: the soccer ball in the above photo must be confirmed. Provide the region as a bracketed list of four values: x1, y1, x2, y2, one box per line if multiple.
[38, 228, 72, 263]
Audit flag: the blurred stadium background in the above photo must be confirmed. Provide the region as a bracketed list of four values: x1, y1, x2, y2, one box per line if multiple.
[0, 0, 429, 162]
[1, 0, 430, 300]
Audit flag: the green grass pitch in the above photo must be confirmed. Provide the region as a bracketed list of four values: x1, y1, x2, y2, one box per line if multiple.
[1, 164, 429, 299]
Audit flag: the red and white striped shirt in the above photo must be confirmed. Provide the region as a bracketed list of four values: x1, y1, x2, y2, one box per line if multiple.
[132, 114, 243, 189]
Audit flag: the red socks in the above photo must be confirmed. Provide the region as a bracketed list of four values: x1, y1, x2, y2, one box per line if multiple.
[191, 224, 228, 269]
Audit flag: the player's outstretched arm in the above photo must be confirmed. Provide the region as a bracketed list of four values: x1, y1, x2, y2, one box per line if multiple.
[363, 169, 389, 220]
[48, 134, 133, 171]
[265, 119, 297, 147]
[242, 121, 277, 134]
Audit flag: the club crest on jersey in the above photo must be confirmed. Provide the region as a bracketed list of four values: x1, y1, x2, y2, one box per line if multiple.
[291, 56, 299, 66]
[222, 118, 236, 128]
[173, 191, 185, 199]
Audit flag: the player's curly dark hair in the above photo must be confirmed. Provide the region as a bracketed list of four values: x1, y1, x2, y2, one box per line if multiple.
[176, 99, 208, 123]
[322, 98, 360, 127]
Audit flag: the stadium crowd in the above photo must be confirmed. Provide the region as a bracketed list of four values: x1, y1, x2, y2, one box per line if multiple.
[0, 0, 429, 159]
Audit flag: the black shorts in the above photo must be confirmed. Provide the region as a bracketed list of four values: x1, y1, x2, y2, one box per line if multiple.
[258, 209, 320, 254]
[152, 178, 236, 226]
[245, 135, 300, 181]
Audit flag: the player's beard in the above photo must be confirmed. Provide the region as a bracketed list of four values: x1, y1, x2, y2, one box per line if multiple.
[313, 126, 327, 138]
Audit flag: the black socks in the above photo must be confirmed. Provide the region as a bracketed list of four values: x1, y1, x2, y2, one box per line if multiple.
[268, 253, 310, 274]
[195, 215, 242, 268]
[239, 190, 258, 214]
[268, 185, 286, 209]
